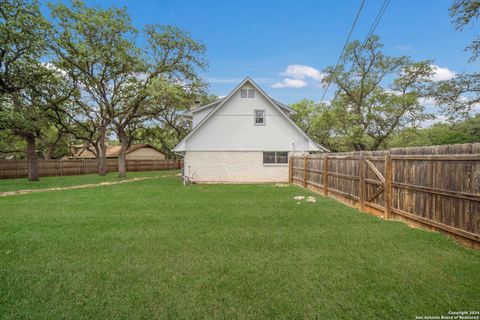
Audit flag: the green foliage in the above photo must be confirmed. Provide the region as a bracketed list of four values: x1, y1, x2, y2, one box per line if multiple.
[291, 37, 433, 151]
[49, 0, 207, 172]
[0, 129, 25, 158]
[427, 1, 480, 120]
[290, 99, 339, 151]
[449, 0, 480, 62]
[131, 85, 216, 158]
[49, 0, 140, 147]
[0, 0, 51, 94]
[388, 114, 480, 148]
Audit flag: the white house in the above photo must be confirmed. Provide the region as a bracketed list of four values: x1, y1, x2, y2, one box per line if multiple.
[174, 77, 327, 183]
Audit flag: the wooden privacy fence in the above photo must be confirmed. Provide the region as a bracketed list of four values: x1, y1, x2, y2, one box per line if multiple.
[0, 159, 182, 179]
[289, 143, 480, 248]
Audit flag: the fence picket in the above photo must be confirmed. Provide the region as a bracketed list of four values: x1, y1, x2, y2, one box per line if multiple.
[0, 159, 183, 179]
[290, 143, 480, 248]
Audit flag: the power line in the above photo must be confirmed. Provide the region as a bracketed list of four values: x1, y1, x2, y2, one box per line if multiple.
[320, 0, 392, 104]
[319, 0, 366, 104]
[357, 0, 391, 57]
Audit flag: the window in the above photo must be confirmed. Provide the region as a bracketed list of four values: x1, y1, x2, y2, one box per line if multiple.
[263, 152, 288, 164]
[254, 109, 265, 125]
[240, 88, 255, 98]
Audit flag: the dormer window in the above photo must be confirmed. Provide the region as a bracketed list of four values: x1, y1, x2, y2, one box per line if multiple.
[240, 88, 255, 98]
[254, 109, 265, 125]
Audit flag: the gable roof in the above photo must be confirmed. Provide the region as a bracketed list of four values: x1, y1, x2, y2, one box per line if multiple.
[72, 144, 166, 158]
[184, 96, 296, 119]
[174, 77, 328, 152]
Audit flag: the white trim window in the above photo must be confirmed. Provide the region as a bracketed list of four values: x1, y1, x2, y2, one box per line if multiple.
[240, 88, 255, 98]
[254, 109, 265, 126]
[263, 151, 288, 164]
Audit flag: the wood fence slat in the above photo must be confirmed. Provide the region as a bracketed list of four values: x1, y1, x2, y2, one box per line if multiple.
[323, 157, 328, 196]
[0, 159, 183, 180]
[366, 159, 386, 183]
[289, 142, 480, 247]
[359, 155, 365, 211]
[384, 155, 392, 219]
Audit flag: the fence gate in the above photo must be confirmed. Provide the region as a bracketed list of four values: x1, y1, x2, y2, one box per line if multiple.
[361, 156, 387, 213]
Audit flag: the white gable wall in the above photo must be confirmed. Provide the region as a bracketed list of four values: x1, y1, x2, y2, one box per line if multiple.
[192, 107, 212, 128]
[185, 84, 314, 152]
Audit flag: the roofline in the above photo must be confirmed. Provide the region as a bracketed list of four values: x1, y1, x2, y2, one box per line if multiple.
[272, 99, 296, 114]
[174, 77, 327, 152]
[125, 144, 167, 155]
[185, 97, 295, 117]
[184, 98, 225, 117]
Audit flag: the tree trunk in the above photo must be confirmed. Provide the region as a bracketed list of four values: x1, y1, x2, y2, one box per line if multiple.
[98, 125, 107, 176]
[118, 130, 129, 178]
[25, 134, 39, 181]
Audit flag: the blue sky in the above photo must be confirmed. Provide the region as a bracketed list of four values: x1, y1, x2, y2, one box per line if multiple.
[83, 0, 477, 106]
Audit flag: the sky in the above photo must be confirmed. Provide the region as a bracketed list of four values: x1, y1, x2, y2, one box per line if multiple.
[81, 0, 476, 110]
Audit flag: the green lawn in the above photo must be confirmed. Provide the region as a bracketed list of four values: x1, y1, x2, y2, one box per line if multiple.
[1, 173, 479, 319]
[0, 170, 177, 193]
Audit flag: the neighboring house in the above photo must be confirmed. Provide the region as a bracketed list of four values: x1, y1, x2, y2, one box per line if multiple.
[174, 77, 327, 183]
[70, 144, 167, 160]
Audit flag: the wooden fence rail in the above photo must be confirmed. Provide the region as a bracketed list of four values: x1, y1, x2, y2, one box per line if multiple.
[289, 143, 480, 248]
[0, 159, 183, 179]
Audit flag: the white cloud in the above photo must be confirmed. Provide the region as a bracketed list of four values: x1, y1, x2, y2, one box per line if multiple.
[420, 115, 448, 128]
[430, 65, 456, 81]
[271, 78, 307, 89]
[281, 65, 324, 81]
[271, 64, 324, 89]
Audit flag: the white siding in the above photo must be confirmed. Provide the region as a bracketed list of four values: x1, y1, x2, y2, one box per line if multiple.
[184, 151, 289, 183]
[192, 107, 212, 128]
[185, 84, 315, 152]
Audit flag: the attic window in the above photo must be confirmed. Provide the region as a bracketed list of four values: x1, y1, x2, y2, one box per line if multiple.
[240, 88, 255, 98]
[254, 109, 265, 125]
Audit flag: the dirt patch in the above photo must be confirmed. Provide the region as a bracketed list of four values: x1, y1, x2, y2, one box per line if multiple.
[0, 175, 169, 197]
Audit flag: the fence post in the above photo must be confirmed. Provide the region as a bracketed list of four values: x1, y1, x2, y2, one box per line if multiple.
[359, 154, 365, 211]
[288, 156, 293, 183]
[384, 154, 392, 219]
[303, 156, 308, 188]
[323, 156, 329, 196]
[60, 160, 64, 176]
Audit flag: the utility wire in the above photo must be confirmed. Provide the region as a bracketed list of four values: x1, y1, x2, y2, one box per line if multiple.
[320, 0, 392, 103]
[357, 0, 391, 57]
[319, 0, 366, 103]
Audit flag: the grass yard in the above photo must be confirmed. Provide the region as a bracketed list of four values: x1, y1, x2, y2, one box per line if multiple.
[0, 170, 177, 193]
[1, 172, 479, 319]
